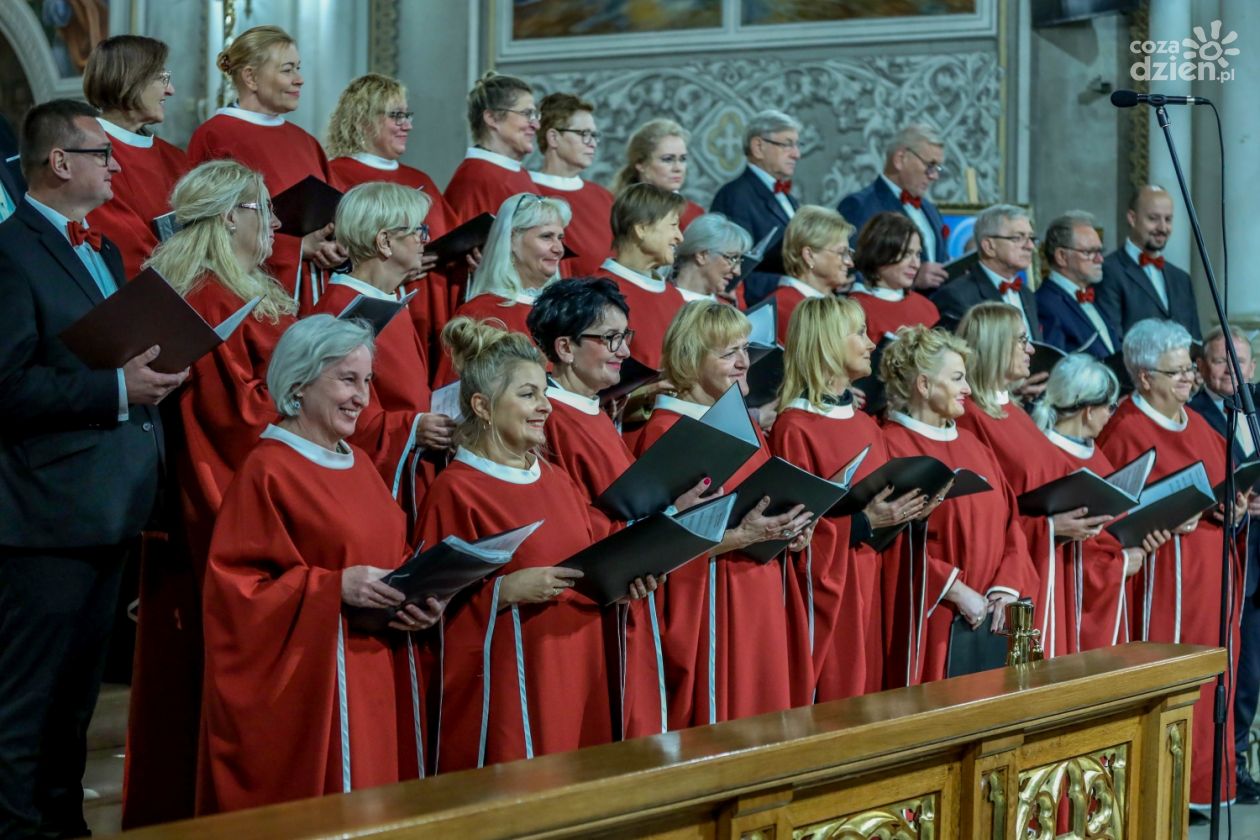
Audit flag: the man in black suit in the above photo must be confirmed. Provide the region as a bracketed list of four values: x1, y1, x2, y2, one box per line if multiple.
[709, 109, 801, 305]
[1098, 185, 1202, 342]
[1190, 326, 1260, 803]
[0, 100, 186, 838]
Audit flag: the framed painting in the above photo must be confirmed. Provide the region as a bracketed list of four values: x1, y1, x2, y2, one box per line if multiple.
[938, 202, 1042, 286]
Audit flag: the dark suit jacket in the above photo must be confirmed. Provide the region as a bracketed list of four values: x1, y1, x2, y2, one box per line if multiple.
[930, 264, 1042, 338]
[837, 176, 946, 263]
[1097, 247, 1201, 341]
[0, 200, 162, 548]
[709, 166, 799, 305]
[1035, 281, 1121, 360]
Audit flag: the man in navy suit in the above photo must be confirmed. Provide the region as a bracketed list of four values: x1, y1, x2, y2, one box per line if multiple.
[1190, 326, 1260, 803]
[1036, 211, 1121, 359]
[0, 100, 186, 838]
[838, 122, 950, 291]
[709, 109, 801, 305]
[1097, 185, 1202, 341]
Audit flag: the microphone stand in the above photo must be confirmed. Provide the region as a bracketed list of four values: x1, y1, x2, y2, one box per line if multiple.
[1153, 103, 1258, 839]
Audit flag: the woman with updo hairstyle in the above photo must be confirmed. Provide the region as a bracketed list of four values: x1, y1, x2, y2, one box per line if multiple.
[850, 211, 939, 342]
[636, 300, 815, 726]
[672, 212, 752, 305]
[82, 35, 190, 277]
[415, 316, 621, 769]
[770, 296, 925, 701]
[188, 24, 344, 311]
[765, 206, 855, 345]
[878, 324, 1038, 687]
[612, 118, 705, 229]
[445, 72, 541, 221]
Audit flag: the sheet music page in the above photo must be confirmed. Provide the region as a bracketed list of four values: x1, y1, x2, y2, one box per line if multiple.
[214, 295, 262, 340]
[450, 519, 544, 560]
[676, 493, 738, 540]
[1135, 462, 1210, 509]
[1106, 449, 1156, 499]
[746, 302, 776, 347]
[431, 379, 463, 422]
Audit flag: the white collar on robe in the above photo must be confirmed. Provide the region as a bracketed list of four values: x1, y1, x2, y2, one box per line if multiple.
[1132, 392, 1187, 432]
[601, 258, 666, 293]
[850, 281, 905, 302]
[676, 285, 714, 302]
[545, 381, 601, 415]
[888, 410, 959, 441]
[777, 276, 826, 298]
[330, 273, 396, 300]
[654, 393, 710, 421]
[784, 396, 855, 420]
[465, 146, 523, 172]
[454, 446, 541, 484]
[216, 105, 285, 127]
[528, 170, 583, 191]
[97, 117, 152, 149]
[1045, 428, 1095, 460]
[261, 424, 354, 469]
[350, 151, 400, 171]
[995, 390, 1011, 406]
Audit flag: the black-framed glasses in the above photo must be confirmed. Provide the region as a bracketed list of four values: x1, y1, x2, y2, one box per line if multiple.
[759, 136, 800, 150]
[905, 146, 947, 177]
[155, 70, 172, 86]
[501, 107, 541, 122]
[1149, 366, 1196, 379]
[391, 223, 431, 244]
[1065, 246, 1105, 259]
[575, 329, 634, 353]
[385, 110, 415, 125]
[989, 233, 1039, 246]
[557, 128, 600, 144]
[55, 145, 113, 166]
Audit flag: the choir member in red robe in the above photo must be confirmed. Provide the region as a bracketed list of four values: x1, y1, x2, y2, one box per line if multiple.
[445, 73, 540, 222]
[1097, 318, 1248, 809]
[673, 213, 753, 307]
[878, 326, 1039, 686]
[637, 301, 815, 726]
[433, 193, 571, 385]
[766, 206, 855, 346]
[612, 118, 705, 230]
[326, 73, 460, 361]
[200, 316, 442, 814]
[83, 36, 191, 279]
[771, 296, 926, 701]
[850, 212, 939, 342]
[188, 25, 345, 311]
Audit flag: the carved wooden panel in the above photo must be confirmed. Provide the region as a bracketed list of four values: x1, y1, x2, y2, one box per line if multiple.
[792, 793, 937, 840]
[1016, 744, 1127, 839]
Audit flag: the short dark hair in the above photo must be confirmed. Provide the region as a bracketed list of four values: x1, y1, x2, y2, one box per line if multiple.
[538, 92, 595, 153]
[20, 99, 100, 180]
[83, 35, 168, 112]
[610, 182, 686, 249]
[527, 277, 630, 364]
[853, 212, 921, 279]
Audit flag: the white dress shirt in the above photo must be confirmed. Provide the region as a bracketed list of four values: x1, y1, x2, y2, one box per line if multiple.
[1046, 271, 1114, 354]
[1125, 238, 1169, 312]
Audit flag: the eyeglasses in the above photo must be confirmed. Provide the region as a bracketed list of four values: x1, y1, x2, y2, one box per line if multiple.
[575, 329, 634, 353]
[1149, 366, 1197, 379]
[718, 343, 751, 360]
[155, 70, 172, 86]
[989, 233, 1039, 246]
[236, 201, 275, 214]
[716, 251, 744, 264]
[502, 107, 541, 122]
[905, 146, 947, 177]
[1065, 246, 1105, 259]
[55, 145, 113, 166]
[656, 153, 687, 165]
[824, 246, 854, 262]
[391, 223, 431, 244]
[759, 136, 800, 150]
[1015, 332, 1032, 348]
[385, 110, 415, 126]
[557, 128, 600, 144]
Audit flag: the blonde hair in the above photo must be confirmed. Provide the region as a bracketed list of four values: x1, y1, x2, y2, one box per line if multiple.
[468, 193, 572, 301]
[612, 118, 690, 195]
[956, 302, 1024, 418]
[776, 296, 865, 413]
[335, 181, 432, 267]
[879, 325, 971, 415]
[216, 25, 295, 89]
[326, 73, 406, 158]
[440, 316, 546, 453]
[661, 300, 751, 394]
[782, 205, 854, 279]
[467, 72, 532, 144]
[147, 160, 294, 322]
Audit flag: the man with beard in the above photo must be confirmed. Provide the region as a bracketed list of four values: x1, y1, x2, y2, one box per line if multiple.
[1097, 185, 1201, 341]
[1036, 210, 1120, 360]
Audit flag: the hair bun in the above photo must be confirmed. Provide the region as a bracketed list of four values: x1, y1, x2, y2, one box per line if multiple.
[216, 51, 232, 74]
[440, 316, 511, 375]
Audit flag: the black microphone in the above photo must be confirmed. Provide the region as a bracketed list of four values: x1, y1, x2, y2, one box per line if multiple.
[1110, 89, 1210, 108]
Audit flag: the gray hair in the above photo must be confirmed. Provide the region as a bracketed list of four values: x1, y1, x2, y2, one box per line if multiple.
[1042, 210, 1097, 270]
[675, 213, 753, 264]
[1030, 353, 1119, 431]
[267, 315, 376, 417]
[468, 193, 572, 300]
[884, 121, 943, 160]
[743, 109, 802, 154]
[1122, 318, 1192, 382]
[1202, 324, 1249, 351]
[974, 203, 1031, 242]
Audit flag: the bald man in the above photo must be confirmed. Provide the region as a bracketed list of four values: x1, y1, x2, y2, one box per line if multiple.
[1097, 185, 1201, 341]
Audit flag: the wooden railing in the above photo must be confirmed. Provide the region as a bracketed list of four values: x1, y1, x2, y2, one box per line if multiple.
[121, 642, 1223, 839]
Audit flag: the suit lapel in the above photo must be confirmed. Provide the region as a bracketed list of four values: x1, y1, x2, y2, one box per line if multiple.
[747, 169, 789, 227]
[1120, 251, 1169, 315]
[19, 203, 105, 307]
[871, 177, 904, 215]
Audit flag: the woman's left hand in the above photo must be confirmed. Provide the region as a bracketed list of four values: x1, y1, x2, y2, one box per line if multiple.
[787, 520, 815, 553]
[618, 574, 661, 603]
[418, 412, 457, 450]
[388, 595, 446, 632]
[988, 591, 1018, 633]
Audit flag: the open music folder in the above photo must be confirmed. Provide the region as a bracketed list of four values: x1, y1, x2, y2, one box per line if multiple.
[1105, 461, 1216, 547]
[743, 297, 783, 408]
[336, 289, 417, 336]
[1017, 448, 1156, 518]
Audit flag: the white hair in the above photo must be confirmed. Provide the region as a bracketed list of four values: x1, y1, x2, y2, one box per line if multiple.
[974, 203, 1031, 242]
[1030, 353, 1119, 430]
[743, 109, 802, 154]
[675, 213, 753, 263]
[468, 193, 572, 300]
[1122, 318, 1192, 383]
[884, 122, 943, 160]
[267, 315, 375, 417]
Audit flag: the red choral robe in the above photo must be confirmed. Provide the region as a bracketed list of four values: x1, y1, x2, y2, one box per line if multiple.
[433, 292, 536, 386]
[87, 119, 190, 278]
[770, 399, 890, 701]
[849, 284, 939, 343]
[595, 259, 686, 371]
[444, 147, 538, 222]
[529, 171, 614, 277]
[881, 411, 1039, 687]
[187, 108, 334, 311]
[415, 450, 611, 770]
[1097, 394, 1241, 807]
[679, 198, 705, 231]
[199, 427, 417, 813]
[636, 395, 802, 726]
[765, 279, 825, 346]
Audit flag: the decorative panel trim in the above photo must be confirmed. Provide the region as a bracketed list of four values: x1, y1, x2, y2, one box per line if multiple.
[369, 0, 400, 77]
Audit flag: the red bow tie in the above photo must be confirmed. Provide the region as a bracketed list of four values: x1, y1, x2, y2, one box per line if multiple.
[899, 189, 922, 209]
[773, 180, 792, 195]
[66, 220, 102, 251]
[1076, 287, 1095, 304]
[998, 278, 1024, 295]
[1138, 252, 1165, 270]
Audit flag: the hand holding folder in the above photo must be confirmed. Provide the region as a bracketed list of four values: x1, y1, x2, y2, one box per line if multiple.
[1105, 461, 1216, 547]
[1017, 448, 1155, 518]
[271, 175, 344, 238]
[336, 289, 417, 336]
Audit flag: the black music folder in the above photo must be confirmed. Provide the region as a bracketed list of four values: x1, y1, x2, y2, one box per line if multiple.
[943, 251, 980, 281]
[561, 493, 736, 606]
[151, 211, 182, 242]
[272, 175, 344, 237]
[597, 356, 661, 404]
[336, 289, 417, 336]
[736, 225, 782, 278]
[429, 212, 495, 267]
[1017, 448, 1155, 518]
[347, 520, 542, 632]
[744, 298, 783, 408]
[1105, 461, 1216, 547]
[60, 267, 260, 374]
[1214, 459, 1260, 501]
[597, 383, 760, 521]
[1029, 341, 1066, 378]
[945, 615, 1007, 677]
